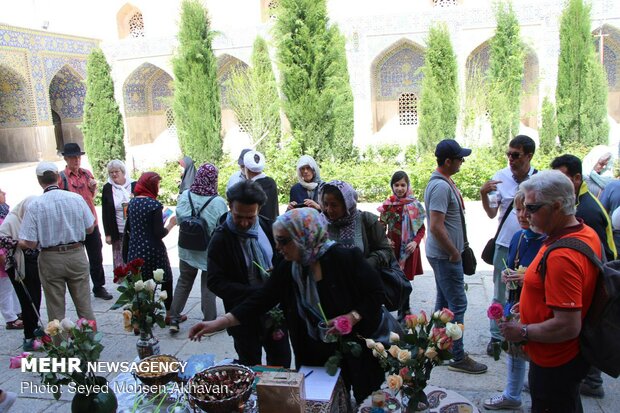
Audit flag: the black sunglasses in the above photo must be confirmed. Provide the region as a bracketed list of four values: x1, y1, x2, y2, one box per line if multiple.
[275, 236, 293, 246]
[506, 151, 524, 160]
[524, 203, 549, 213]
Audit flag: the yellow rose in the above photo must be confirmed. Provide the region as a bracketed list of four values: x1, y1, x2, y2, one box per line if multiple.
[388, 345, 401, 358]
[425, 347, 438, 360]
[387, 374, 403, 391]
[123, 310, 133, 331]
[397, 349, 411, 363]
[45, 320, 61, 336]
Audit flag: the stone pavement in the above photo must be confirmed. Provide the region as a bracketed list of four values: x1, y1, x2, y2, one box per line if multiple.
[0, 163, 618, 412]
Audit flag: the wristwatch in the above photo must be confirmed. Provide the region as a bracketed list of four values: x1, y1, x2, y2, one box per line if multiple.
[350, 310, 361, 323]
[520, 324, 529, 341]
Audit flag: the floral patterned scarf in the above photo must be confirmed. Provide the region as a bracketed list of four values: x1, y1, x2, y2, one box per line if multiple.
[321, 180, 359, 243]
[190, 163, 218, 196]
[378, 188, 425, 267]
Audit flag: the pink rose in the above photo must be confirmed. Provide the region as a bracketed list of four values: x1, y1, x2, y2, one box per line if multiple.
[77, 318, 97, 331]
[9, 352, 31, 369]
[438, 308, 455, 323]
[487, 303, 504, 321]
[334, 316, 353, 335]
[404, 314, 418, 329]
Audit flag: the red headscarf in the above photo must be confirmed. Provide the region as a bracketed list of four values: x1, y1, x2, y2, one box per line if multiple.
[133, 172, 161, 199]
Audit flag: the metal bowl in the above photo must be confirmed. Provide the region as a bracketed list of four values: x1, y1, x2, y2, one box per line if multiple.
[134, 354, 182, 386]
[187, 364, 255, 413]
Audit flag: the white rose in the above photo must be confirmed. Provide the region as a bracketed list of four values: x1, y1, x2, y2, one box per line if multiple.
[446, 322, 463, 340]
[159, 290, 168, 301]
[433, 310, 441, 320]
[374, 342, 385, 353]
[153, 269, 164, 282]
[397, 349, 412, 363]
[372, 349, 388, 359]
[144, 279, 156, 292]
[389, 332, 400, 343]
[60, 318, 75, 332]
[365, 338, 376, 349]
[134, 280, 145, 291]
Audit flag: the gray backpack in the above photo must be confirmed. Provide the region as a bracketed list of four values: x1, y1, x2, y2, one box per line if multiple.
[178, 193, 215, 251]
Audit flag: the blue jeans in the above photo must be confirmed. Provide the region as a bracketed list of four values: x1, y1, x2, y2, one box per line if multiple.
[503, 354, 527, 402]
[427, 257, 467, 361]
[490, 244, 509, 341]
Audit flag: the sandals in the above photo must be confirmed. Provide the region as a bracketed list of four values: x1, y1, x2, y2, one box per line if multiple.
[6, 319, 24, 330]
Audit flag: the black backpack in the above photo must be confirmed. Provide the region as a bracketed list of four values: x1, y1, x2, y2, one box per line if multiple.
[178, 193, 215, 251]
[538, 237, 620, 378]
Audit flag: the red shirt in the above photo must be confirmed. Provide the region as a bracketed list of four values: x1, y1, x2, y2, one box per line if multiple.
[520, 223, 600, 367]
[59, 167, 98, 224]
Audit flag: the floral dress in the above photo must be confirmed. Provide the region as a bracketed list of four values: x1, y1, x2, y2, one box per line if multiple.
[126, 197, 172, 283]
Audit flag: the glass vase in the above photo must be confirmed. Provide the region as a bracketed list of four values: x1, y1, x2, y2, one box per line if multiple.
[137, 330, 160, 359]
[71, 376, 118, 413]
[401, 387, 430, 413]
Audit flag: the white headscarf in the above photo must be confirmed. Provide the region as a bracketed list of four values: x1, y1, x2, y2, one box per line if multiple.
[296, 155, 321, 191]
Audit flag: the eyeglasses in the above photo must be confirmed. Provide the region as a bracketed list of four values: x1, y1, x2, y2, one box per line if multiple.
[275, 236, 293, 246]
[506, 151, 524, 160]
[524, 203, 549, 213]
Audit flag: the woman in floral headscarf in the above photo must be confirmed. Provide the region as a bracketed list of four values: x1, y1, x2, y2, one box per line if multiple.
[125, 172, 176, 313]
[321, 180, 393, 270]
[189, 208, 386, 403]
[169, 163, 228, 333]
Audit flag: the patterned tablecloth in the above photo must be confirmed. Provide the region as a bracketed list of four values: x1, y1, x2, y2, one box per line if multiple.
[357, 385, 479, 413]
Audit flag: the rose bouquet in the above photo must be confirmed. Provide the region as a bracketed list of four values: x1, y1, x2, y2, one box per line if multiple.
[111, 258, 166, 336]
[487, 301, 524, 360]
[11, 318, 102, 400]
[365, 308, 463, 411]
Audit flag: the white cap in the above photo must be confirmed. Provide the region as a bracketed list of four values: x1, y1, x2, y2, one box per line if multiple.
[243, 150, 266, 173]
[35, 162, 58, 176]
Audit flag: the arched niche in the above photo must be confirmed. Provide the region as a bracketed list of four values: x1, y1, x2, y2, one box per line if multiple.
[117, 3, 145, 39]
[521, 48, 539, 128]
[0, 65, 34, 127]
[217, 54, 249, 136]
[593, 24, 620, 123]
[123, 63, 174, 145]
[48, 65, 87, 151]
[370, 39, 426, 133]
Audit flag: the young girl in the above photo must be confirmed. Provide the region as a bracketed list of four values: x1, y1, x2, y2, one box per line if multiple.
[378, 171, 426, 315]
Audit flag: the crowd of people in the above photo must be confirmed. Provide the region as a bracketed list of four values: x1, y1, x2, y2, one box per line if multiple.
[0, 137, 618, 411]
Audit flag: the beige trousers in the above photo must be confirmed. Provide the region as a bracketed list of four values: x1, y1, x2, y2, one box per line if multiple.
[38, 247, 96, 323]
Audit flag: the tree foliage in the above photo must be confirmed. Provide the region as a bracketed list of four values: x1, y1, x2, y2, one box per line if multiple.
[273, 0, 354, 162]
[82, 48, 125, 182]
[487, 1, 524, 149]
[226, 36, 281, 153]
[556, 0, 609, 146]
[418, 23, 458, 153]
[539, 97, 558, 154]
[172, 0, 222, 163]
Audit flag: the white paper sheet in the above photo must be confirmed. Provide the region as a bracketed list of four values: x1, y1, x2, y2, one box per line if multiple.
[298, 365, 340, 402]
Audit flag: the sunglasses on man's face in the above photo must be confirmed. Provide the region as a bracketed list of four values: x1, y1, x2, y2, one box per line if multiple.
[524, 203, 549, 213]
[506, 151, 524, 160]
[275, 236, 293, 246]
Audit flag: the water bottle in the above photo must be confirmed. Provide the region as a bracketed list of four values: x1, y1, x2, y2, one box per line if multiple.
[488, 191, 498, 208]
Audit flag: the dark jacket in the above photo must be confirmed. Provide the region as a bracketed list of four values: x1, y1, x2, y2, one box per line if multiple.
[207, 214, 280, 332]
[101, 181, 136, 241]
[289, 182, 321, 205]
[360, 211, 395, 269]
[576, 182, 617, 261]
[255, 176, 279, 221]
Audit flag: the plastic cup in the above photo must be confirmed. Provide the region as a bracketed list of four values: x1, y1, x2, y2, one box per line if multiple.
[318, 321, 337, 343]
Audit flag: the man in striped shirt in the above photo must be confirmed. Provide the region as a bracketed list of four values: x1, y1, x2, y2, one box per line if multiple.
[19, 162, 96, 324]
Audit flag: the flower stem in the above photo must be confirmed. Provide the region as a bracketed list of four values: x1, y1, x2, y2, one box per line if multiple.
[317, 303, 329, 325]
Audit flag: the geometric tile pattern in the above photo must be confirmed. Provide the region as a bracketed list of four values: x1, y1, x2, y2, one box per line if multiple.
[466, 41, 490, 79]
[123, 62, 173, 116]
[48, 65, 86, 121]
[373, 41, 425, 101]
[398, 92, 418, 125]
[0, 23, 98, 126]
[594, 25, 620, 90]
[217, 55, 249, 109]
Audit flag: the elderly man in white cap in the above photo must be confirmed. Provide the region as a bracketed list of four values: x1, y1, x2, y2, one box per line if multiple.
[243, 150, 279, 221]
[18, 162, 96, 325]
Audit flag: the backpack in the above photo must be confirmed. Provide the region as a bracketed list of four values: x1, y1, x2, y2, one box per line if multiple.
[538, 237, 620, 378]
[178, 193, 215, 251]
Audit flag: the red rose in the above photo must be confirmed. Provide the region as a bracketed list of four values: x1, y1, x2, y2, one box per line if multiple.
[41, 335, 52, 344]
[487, 302, 504, 321]
[113, 265, 128, 283]
[130, 258, 145, 268]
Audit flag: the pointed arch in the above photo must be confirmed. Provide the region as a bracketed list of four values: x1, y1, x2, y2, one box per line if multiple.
[48, 65, 87, 151]
[123, 62, 174, 145]
[370, 38, 425, 132]
[216, 54, 250, 139]
[593, 24, 620, 122]
[0, 65, 35, 127]
[521, 47, 539, 128]
[117, 3, 145, 39]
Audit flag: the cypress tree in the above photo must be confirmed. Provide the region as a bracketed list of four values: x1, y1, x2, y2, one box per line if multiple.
[226, 36, 281, 154]
[418, 23, 458, 153]
[539, 96, 558, 154]
[487, 2, 524, 149]
[82, 48, 125, 182]
[556, 0, 609, 146]
[274, 0, 354, 161]
[172, 0, 221, 163]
